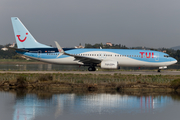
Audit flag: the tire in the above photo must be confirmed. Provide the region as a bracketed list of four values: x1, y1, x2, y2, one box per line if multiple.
[88, 67, 96, 71]
[92, 67, 96, 71]
[88, 67, 93, 71]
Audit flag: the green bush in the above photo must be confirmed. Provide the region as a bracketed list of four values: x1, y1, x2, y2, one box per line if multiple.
[171, 79, 180, 90]
[76, 80, 84, 83]
[38, 74, 53, 81]
[17, 76, 27, 84]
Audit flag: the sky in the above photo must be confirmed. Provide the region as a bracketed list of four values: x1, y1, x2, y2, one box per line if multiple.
[1, 0, 180, 48]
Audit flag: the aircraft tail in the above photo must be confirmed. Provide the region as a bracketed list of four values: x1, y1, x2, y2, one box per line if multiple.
[11, 17, 52, 49]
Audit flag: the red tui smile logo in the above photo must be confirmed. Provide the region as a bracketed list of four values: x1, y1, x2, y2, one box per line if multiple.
[16, 33, 28, 42]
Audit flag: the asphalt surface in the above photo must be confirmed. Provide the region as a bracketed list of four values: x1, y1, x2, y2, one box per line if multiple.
[0, 70, 180, 75]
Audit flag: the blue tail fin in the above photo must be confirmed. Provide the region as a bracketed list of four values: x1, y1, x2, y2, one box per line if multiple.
[11, 17, 52, 49]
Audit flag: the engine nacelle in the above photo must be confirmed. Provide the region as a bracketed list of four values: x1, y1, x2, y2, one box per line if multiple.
[100, 60, 119, 69]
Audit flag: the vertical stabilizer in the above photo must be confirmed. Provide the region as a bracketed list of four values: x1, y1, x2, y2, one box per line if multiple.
[11, 17, 52, 49]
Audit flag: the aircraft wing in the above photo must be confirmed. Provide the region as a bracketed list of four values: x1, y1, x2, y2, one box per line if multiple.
[54, 41, 102, 65]
[65, 53, 102, 64]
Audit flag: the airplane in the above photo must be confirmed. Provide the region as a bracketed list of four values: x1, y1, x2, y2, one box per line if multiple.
[11, 17, 177, 72]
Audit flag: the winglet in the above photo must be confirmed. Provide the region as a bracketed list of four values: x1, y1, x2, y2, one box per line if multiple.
[55, 41, 64, 58]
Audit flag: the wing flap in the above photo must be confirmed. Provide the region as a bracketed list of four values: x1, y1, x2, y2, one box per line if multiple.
[73, 56, 101, 64]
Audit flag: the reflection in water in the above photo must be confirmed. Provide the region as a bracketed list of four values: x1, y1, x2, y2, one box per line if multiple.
[0, 90, 180, 120]
[0, 90, 177, 120]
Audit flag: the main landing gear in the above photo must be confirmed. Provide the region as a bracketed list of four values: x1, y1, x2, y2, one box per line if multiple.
[88, 66, 96, 71]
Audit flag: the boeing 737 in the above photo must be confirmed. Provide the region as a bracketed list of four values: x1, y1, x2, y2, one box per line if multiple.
[11, 17, 177, 72]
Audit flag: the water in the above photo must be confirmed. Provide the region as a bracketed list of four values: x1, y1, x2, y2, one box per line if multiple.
[0, 90, 180, 120]
[0, 63, 180, 71]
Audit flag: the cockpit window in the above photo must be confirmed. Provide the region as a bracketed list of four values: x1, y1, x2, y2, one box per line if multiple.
[164, 55, 169, 58]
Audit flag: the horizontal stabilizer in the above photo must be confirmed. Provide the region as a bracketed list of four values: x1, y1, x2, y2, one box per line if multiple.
[6, 47, 29, 52]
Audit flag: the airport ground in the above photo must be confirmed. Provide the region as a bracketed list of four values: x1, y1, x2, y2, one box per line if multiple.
[0, 70, 180, 75]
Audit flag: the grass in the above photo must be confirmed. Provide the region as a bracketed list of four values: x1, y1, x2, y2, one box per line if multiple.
[1, 73, 180, 91]
[0, 73, 178, 85]
[16, 75, 27, 84]
[0, 59, 39, 62]
[38, 74, 53, 81]
[171, 79, 180, 90]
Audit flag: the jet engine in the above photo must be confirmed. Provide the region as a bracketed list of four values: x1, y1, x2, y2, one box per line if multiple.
[100, 60, 120, 69]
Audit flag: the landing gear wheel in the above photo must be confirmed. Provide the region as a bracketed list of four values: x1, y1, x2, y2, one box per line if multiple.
[92, 67, 96, 71]
[88, 67, 96, 71]
[158, 69, 161, 72]
[88, 67, 93, 71]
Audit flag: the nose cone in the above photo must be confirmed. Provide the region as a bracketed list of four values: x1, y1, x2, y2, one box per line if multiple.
[171, 57, 177, 64]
